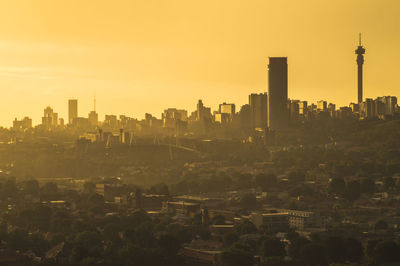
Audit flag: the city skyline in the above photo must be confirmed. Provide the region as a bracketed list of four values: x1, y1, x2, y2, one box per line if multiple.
[1, 0, 400, 126]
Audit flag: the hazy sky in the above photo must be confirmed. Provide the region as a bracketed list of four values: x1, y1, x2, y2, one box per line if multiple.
[0, 0, 399, 126]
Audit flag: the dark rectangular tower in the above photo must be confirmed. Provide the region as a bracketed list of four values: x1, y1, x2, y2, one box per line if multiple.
[68, 99, 78, 125]
[355, 33, 366, 103]
[268, 57, 288, 130]
[249, 93, 268, 129]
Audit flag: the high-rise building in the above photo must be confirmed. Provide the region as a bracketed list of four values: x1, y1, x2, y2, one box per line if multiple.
[299, 101, 308, 117]
[317, 100, 327, 111]
[249, 93, 268, 129]
[42, 106, 58, 130]
[196, 100, 212, 121]
[13, 117, 32, 131]
[219, 103, 236, 116]
[355, 33, 366, 103]
[288, 100, 300, 121]
[239, 104, 251, 130]
[268, 57, 288, 130]
[68, 99, 78, 124]
[379, 96, 397, 115]
[88, 111, 99, 127]
[162, 108, 188, 128]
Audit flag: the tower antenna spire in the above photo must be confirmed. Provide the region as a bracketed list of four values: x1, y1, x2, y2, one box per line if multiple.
[359, 32, 362, 46]
[94, 90, 96, 112]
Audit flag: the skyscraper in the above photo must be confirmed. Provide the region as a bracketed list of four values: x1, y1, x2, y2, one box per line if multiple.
[68, 99, 78, 124]
[355, 33, 366, 103]
[249, 93, 268, 129]
[268, 57, 288, 130]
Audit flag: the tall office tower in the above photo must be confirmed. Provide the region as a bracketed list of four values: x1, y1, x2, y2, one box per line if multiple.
[42, 106, 58, 130]
[88, 111, 98, 127]
[219, 103, 236, 116]
[299, 101, 308, 116]
[239, 104, 251, 130]
[355, 33, 366, 103]
[379, 96, 397, 115]
[88, 94, 98, 127]
[249, 93, 268, 129]
[317, 100, 327, 111]
[288, 100, 300, 121]
[268, 57, 288, 130]
[196, 100, 212, 121]
[68, 99, 78, 124]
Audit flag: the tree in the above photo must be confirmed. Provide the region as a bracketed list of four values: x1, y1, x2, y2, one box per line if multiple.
[235, 220, 257, 235]
[223, 232, 239, 247]
[288, 236, 310, 259]
[254, 173, 277, 191]
[240, 193, 257, 208]
[260, 237, 286, 258]
[365, 239, 381, 260]
[149, 183, 169, 195]
[374, 220, 388, 231]
[23, 179, 39, 196]
[83, 182, 95, 194]
[157, 233, 181, 259]
[254, 174, 269, 190]
[324, 236, 346, 264]
[383, 176, 395, 190]
[344, 180, 361, 202]
[360, 178, 374, 194]
[3, 177, 17, 198]
[300, 243, 327, 266]
[219, 247, 254, 266]
[373, 240, 400, 265]
[236, 174, 254, 189]
[328, 178, 345, 195]
[211, 215, 226, 225]
[103, 223, 121, 243]
[288, 171, 306, 184]
[345, 237, 364, 263]
[41, 182, 58, 200]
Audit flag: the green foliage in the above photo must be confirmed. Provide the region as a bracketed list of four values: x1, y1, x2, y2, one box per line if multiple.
[219, 247, 254, 266]
[240, 193, 257, 207]
[372, 240, 400, 265]
[235, 220, 257, 235]
[344, 180, 361, 202]
[329, 178, 345, 195]
[260, 237, 286, 258]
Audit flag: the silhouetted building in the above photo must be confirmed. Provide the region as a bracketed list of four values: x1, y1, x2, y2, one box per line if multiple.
[379, 96, 397, 115]
[162, 108, 188, 129]
[349, 103, 360, 113]
[42, 106, 58, 130]
[268, 57, 288, 130]
[72, 117, 90, 130]
[355, 33, 366, 103]
[13, 117, 32, 131]
[218, 103, 235, 116]
[360, 98, 375, 119]
[288, 100, 300, 121]
[196, 100, 212, 122]
[68, 99, 78, 125]
[249, 93, 268, 129]
[317, 100, 327, 111]
[239, 104, 251, 130]
[104, 115, 118, 129]
[88, 111, 98, 127]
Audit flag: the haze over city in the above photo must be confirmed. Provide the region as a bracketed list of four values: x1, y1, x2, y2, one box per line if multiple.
[2, 1, 400, 266]
[1, 0, 400, 126]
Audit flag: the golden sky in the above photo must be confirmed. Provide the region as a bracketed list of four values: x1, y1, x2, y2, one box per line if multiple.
[0, 0, 399, 126]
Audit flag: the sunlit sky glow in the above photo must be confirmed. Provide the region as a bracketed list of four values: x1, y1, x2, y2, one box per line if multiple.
[0, 0, 399, 126]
